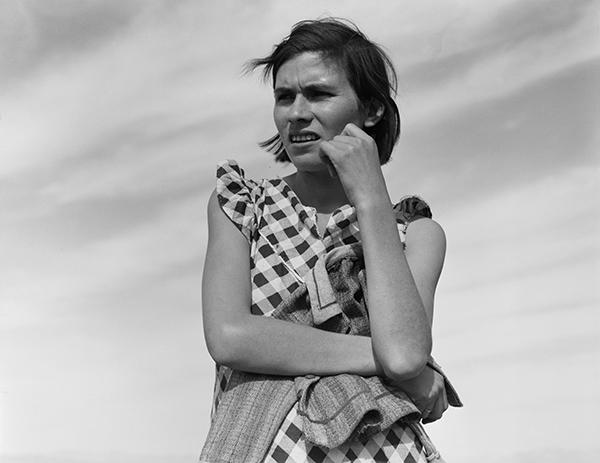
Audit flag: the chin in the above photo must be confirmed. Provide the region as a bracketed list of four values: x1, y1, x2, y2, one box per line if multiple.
[289, 158, 328, 174]
[286, 149, 316, 163]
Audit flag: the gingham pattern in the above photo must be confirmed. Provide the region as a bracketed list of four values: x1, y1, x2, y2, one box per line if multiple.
[212, 160, 429, 461]
[265, 407, 427, 463]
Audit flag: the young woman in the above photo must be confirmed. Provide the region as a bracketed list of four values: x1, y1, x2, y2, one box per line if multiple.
[201, 18, 460, 463]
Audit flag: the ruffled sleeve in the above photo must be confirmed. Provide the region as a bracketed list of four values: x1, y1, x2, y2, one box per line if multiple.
[216, 160, 257, 242]
[393, 196, 433, 246]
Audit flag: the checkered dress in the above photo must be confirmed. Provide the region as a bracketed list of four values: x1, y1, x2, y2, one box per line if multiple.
[211, 160, 430, 462]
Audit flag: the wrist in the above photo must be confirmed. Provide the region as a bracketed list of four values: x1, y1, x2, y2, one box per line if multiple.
[353, 195, 393, 216]
[355, 199, 400, 237]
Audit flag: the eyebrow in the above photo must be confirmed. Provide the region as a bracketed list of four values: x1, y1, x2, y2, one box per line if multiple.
[274, 82, 338, 94]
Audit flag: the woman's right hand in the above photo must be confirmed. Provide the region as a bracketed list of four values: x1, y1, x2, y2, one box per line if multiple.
[394, 365, 448, 423]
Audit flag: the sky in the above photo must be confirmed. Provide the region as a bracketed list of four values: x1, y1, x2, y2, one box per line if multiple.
[0, 0, 598, 462]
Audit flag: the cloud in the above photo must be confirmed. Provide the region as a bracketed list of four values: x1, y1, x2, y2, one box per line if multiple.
[399, 0, 594, 88]
[0, 192, 206, 328]
[1, 192, 210, 455]
[385, 57, 600, 207]
[1, 0, 598, 460]
[0, 0, 151, 83]
[425, 162, 599, 460]
[394, 0, 599, 124]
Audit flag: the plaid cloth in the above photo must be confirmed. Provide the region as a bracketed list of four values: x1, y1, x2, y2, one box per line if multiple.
[206, 160, 445, 462]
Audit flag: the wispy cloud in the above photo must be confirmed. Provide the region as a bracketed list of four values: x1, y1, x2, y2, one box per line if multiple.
[395, 0, 599, 121]
[390, 58, 600, 206]
[0, 0, 147, 84]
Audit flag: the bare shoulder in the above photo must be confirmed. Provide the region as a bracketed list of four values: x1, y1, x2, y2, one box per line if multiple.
[206, 187, 247, 244]
[206, 188, 231, 228]
[403, 218, 446, 313]
[404, 217, 446, 281]
[404, 217, 446, 253]
[207, 188, 221, 218]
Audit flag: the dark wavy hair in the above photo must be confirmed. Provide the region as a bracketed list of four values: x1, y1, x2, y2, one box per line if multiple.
[245, 18, 401, 164]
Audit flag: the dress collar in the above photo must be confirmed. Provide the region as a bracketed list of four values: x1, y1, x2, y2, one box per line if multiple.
[272, 178, 356, 239]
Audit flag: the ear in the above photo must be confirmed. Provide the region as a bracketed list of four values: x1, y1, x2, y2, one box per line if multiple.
[363, 99, 385, 128]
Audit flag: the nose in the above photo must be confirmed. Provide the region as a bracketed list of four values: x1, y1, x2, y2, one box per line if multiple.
[289, 95, 312, 123]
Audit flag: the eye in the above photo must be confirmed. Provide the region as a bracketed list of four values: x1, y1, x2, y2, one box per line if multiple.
[309, 90, 331, 100]
[275, 92, 293, 103]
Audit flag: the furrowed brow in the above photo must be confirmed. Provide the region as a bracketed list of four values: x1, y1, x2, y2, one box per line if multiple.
[273, 85, 293, 96]
[303, 83, 337, 93]
[274, 82, 337, 95]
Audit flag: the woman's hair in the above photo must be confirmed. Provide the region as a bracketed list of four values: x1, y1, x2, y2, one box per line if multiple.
[246, 18, 401, 164]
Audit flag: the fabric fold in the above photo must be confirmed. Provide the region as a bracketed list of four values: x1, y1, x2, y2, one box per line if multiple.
[294, 373, 420, 448]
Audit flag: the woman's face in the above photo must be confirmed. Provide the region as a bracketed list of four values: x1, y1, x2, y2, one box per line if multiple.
[273, 52, 366, 171]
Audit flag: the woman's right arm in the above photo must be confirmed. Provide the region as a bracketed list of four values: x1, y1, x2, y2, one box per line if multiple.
[202, 189, 382, 377]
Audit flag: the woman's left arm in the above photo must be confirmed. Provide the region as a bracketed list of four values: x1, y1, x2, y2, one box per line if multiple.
[356, 202, 445, 381]
[359, 206, 449, 422]
[321, 124, 446, 382]
[396, 218, 448, 422]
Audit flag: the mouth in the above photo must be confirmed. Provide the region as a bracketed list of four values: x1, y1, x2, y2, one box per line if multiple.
[289, 133, 320, 144]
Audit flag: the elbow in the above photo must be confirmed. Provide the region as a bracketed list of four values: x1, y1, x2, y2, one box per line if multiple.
[382, 353, 429, 382]
[204, 322, 245, 368]
[379, 342, 432, 382]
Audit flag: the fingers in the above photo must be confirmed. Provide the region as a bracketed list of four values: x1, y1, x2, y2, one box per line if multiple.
[319, 136, 359, 158]
[341, 122, 372, 141]
[319, 130, 378, 169]
[318, 147, 338, 178]
[318, 138, 359, 179]
[322, 123, 376, 156]
[422, 388, 448, 424]
[319, 124, 383, 206]
[326, 163, 338, 178]
[420, 406, 433, 421]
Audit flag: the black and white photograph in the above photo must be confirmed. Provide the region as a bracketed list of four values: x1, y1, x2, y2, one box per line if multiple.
[1, 1, 598, 462]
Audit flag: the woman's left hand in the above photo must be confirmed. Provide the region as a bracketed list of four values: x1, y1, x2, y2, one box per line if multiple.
[319, 123, 388, 210]
[394, 365, 448, 424]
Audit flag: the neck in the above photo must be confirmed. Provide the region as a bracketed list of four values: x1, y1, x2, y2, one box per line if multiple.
[284, 170, 348, 213]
